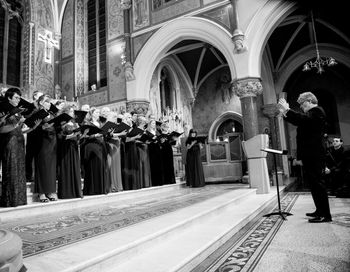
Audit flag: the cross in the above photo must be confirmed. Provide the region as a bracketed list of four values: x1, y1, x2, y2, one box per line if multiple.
[38, 30, 59, 64]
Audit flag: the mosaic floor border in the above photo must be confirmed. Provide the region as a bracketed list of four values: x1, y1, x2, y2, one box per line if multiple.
[193, 192, 299, 272]
[1, 185, 237, 257]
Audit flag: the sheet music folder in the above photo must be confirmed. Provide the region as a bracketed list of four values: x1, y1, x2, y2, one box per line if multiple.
[261, 148, 288, 155]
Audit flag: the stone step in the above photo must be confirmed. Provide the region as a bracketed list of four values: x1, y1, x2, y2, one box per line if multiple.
[107, 189, 282, 272]
[0, 182, 185, 223]
[22, 185, 285, 272]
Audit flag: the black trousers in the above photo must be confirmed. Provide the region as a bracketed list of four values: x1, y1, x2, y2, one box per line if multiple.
[303, 158, 332, 219]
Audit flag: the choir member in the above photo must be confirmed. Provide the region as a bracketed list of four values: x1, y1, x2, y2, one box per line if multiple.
[159, 121, 176, 184]
[0, 88, 38, 207]
[25, 91, 43, 183]
[123, 112, 141, 190]
[105, 111, 126, 192]
[34, 94, 58, 202]
[146, 118, 163, 186]
[185, 129, 205, 187]
[136, 115, 151, 188]
[56, 104, 82, 199]
[81, 108, 110, 195]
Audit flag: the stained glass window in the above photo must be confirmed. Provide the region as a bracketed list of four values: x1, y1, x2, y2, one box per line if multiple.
[87, 0, 107, 90]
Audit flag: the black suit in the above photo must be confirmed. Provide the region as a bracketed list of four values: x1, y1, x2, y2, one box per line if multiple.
[285, 106, 331, 219]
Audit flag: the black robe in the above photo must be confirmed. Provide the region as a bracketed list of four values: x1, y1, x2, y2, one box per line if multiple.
[185, 139, 205, 187]
[57, 123, 82, 199]
[34, 117, 57, 195]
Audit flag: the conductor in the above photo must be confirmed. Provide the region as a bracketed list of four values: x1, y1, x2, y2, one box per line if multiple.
[278, 92, 332, 223]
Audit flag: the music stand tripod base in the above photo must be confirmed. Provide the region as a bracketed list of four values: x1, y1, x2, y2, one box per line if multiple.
[263, 210, 293, 220]
[261, 148, 293, 220]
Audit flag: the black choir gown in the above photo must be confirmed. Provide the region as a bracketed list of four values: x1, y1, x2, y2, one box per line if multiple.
[0, 113, 27, 207]
[105, 136, 123, 192]
[136, 141, 151, 188]
[34, 116, 57, 195]
[160, 139, 176, 185]
[148, 139, 163, 186]
[82, 135, 110, 195]
[57, 122, 82, 199]
[185, 141, 205, 187]
[123, 140, 141, 190]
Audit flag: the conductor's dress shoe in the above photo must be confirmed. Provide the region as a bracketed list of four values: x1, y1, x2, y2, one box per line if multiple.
[305, 212, 319, 217]
[308, 217, 332, 223]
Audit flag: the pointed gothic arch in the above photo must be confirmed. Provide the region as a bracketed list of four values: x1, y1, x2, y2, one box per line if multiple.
[235, 0, 296, 79]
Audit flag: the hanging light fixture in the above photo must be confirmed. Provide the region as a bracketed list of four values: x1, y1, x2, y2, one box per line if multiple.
[302, 11, 337, 74]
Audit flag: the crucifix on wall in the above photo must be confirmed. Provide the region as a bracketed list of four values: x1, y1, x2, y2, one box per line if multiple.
[38, 29, 59, 64]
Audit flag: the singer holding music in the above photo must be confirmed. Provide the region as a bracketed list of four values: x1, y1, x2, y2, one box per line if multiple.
[278, 92, 332, 223]
[185, 129, 205, 188]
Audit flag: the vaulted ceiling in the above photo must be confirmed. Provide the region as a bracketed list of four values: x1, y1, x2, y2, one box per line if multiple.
[267, 2, 350, 74]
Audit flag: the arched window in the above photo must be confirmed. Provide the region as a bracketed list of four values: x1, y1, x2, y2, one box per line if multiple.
[0, 0, 23, 87]
[87, 0, 107, 90]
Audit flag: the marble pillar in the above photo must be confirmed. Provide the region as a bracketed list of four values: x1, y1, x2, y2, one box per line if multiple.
[262, 103, 284, 185]
[232, 78, 263, 140]
[262, 103, 282, 166]
[233, 78, 269, 194]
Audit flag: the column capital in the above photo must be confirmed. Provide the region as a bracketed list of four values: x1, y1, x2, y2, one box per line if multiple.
[126, 100, 150, 115]
[262, 103, 280, 118]
[232, 78, 263, 98]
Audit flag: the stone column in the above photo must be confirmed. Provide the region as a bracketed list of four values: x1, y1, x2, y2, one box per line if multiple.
[232, 78, 263, 140]
[233, 78, 270, 194]
[262, 103, 284, 184]
[126, 100, 150, 116]
[262, 103, 281, 150]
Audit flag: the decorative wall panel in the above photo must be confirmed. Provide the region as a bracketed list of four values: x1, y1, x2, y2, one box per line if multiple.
[133, 0, 150, 31]
[107, 0, 124, 40]
[132, 31, 153, 60]
[75, 0, 85, 96]
[62, 0, 74, 58]
[78, 90, 108, 106]
[151, 0, 200, 24]
[61, 61, 74, 100]
[108, 41, 127, 101]
[203, 6, 231, 29]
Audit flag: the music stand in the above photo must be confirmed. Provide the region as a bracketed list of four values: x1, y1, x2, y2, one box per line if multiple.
[261, 148, 293, 220]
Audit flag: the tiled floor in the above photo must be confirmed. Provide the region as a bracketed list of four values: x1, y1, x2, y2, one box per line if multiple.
[193, 194, 350, 272]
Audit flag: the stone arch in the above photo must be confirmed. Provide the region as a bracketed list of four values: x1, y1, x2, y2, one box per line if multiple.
[236, 0, 296, 79]
[208, 111, 243, 141]
[129, 16, 236, 102]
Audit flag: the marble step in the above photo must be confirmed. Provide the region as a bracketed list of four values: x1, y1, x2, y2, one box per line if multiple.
[0, 182, 185, 223]
[22, 186, 284, 272]
[109, 189, 284, 272]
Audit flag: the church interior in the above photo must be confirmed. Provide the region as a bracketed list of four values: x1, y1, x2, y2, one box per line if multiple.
[0, 0, 349, 271]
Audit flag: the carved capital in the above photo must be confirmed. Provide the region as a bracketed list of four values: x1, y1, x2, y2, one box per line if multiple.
[232, 29, 247, 54]
[126, 100, 149, 115]
[120, 0, 132, 9]
[262, 103, 280, 118]
[232, 78, 263, 98]
[124, 61, 135, 81]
